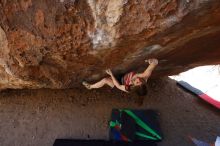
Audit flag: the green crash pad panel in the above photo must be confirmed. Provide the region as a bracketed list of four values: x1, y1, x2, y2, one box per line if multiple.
[109, 109, 163, 142]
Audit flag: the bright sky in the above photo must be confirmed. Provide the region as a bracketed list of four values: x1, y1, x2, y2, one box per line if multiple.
[169, 65, 220, 102]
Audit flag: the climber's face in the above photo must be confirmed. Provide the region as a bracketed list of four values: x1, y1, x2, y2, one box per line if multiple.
[133, 78, 143, 86]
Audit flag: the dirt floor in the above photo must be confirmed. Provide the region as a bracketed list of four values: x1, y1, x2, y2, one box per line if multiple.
[0, 77, 219, 146]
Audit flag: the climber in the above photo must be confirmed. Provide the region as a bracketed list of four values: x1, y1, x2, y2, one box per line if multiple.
[82, 58, 158, 96]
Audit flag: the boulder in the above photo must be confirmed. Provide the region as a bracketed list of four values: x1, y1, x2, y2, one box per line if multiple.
[0, 0, 220, 89]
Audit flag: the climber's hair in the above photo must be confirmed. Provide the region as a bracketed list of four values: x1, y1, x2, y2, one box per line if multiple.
[135, 84, 148, 96]
[130, 78, 148, 96]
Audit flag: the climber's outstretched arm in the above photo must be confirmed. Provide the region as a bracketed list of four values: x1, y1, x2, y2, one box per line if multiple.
[137, 58, 158, 79]
[106, 69, 128, 93]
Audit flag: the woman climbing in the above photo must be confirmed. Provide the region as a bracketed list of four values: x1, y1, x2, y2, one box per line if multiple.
[82, 58, 158, 96]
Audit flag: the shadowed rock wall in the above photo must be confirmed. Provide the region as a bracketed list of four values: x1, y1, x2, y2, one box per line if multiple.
[0, 0, 220, 89]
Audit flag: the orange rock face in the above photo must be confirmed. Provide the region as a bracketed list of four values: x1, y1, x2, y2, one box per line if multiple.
[0, 0, 220, 89]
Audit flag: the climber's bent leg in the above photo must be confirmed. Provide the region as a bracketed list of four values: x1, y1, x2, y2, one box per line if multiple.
[83, 78, 114, 89]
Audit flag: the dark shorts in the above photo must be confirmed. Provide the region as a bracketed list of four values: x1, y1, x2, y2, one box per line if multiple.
[115, 74, 125, 85]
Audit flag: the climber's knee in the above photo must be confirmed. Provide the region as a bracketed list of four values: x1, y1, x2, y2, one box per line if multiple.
[103, 78, 114, 88]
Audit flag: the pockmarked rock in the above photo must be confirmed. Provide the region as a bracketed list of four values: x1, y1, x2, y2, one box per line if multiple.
[0, 0, 220, 89]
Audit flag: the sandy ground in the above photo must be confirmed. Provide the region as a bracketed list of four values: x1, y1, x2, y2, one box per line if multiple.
[0, 78, 219, 146]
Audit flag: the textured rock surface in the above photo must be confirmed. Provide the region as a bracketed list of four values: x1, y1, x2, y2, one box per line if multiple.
[0, 0, 220, 89]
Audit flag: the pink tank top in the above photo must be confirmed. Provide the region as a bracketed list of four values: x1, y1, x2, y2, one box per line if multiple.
[122, 72, 136, 90]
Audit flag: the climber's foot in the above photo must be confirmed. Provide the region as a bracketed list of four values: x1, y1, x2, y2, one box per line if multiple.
[82, 81, 92, 90]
